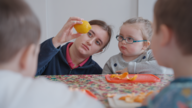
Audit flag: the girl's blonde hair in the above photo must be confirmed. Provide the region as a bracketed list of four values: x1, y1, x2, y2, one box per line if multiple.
[123, 17, 153, 41]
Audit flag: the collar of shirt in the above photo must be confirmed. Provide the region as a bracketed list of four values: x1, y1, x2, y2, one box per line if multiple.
[66, 42, 90, 69]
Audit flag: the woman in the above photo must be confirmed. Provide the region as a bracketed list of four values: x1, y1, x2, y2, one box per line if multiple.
[36, 17, 112, 75]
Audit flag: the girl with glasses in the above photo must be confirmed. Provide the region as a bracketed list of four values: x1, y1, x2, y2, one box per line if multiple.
[102, 17, 164, 74]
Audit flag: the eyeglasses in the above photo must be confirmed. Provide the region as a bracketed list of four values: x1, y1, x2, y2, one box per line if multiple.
[116, 35, 147, 44]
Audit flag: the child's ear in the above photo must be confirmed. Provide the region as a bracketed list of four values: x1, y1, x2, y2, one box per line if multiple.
[19, 44, 35, 70]
[160, 24, 172, 46]
[142, 41, 151, 50]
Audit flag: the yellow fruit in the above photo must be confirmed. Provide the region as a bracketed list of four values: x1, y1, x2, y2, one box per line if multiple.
[74, 20, 92, 34]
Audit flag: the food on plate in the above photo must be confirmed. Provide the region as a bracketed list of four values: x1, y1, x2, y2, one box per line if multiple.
[118, 91, 154, 103]
[128, 74, 138, 81]
[110, 72, 138, 81]
[107, 94, 116, 98]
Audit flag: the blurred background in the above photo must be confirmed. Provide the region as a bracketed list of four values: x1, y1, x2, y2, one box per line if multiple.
[25, 0, 156, 68]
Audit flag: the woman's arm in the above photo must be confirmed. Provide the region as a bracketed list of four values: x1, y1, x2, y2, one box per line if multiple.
[36, 38, 60, 75]
[36, 17, 83, 75]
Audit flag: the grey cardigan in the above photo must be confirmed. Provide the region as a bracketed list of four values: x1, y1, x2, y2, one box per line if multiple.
[102, 50, 173, 74]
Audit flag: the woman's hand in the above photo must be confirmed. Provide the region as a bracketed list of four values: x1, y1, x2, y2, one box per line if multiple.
[52, 17, 83, 48]
[116, 67, 128, 74]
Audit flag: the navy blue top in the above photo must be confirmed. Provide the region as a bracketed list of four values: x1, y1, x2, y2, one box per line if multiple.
[36, 38, 102, 75]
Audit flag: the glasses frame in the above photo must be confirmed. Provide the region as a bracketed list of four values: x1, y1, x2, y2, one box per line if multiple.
[116, 35, 148, 44]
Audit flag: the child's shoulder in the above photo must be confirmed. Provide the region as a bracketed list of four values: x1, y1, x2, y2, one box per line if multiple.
[162, 79, 192, 96]
[149, 79, 192, 108]
[135, 50, 154, 62]
[107, 53, 122, 62]
[141, 49, 154, 60]
[164, 83, 192, 107]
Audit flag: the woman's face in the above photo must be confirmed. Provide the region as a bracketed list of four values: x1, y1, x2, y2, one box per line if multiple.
[74, 25, 109, 57]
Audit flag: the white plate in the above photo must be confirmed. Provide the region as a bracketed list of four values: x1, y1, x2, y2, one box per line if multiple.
[108, 94, 141, 108]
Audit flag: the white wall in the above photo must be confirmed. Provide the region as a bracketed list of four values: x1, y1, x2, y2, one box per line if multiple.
[138, 0, 156, 21]
[25, 0, 47, 42]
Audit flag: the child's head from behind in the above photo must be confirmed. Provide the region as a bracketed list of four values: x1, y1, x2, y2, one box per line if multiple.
[0, 0, 40, 77]
[74, 20, 112, 57]
[152, 0, 192, 67]
[117, 17, 152, 57]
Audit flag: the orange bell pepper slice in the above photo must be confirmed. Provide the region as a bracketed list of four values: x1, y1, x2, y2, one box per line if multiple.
[110, 72, 129, 79]
[128, 75, 138, 81]
[110, 72, 138, 81]
[119, 72, 129, 79]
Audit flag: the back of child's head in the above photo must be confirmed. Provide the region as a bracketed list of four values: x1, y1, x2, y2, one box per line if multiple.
[0, 0, 40, 64]
[123, 17, 153, 42]
[154, 0, 192, 55]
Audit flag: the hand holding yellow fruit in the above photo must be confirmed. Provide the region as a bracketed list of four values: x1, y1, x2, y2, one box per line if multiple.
[52, 17, 83, 48]
[74, 20, 92, 34]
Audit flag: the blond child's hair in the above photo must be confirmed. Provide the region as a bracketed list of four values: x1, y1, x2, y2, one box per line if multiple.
[123, 17, 153, 42]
